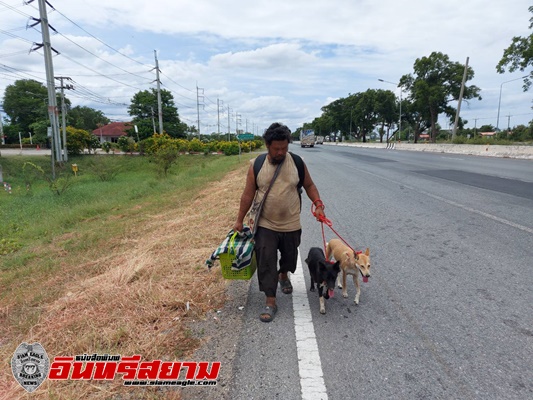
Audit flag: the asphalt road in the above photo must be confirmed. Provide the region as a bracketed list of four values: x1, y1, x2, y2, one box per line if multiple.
[228, 144, 533, 400]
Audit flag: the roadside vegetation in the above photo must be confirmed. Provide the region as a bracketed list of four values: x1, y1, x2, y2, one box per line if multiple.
[0, 152, 255, 399]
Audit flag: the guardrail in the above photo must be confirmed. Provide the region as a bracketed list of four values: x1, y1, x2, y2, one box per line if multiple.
[323, 142, 533, 159]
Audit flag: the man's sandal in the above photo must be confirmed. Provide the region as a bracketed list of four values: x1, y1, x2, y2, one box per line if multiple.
[279, 279, 293, 294]
[259, 305, 277, 323]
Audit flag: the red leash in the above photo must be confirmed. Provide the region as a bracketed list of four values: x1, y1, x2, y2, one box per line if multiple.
[311, 200, 362, 256]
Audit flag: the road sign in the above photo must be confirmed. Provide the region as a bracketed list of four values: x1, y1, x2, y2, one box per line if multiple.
[237, 133, 254, 141]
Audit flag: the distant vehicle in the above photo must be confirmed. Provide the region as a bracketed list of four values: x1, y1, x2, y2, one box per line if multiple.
[300, 129, 315, 148]
[315, 136, 324, 145]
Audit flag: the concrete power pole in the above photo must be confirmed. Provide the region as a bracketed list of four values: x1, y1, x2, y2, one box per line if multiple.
[56, 76, 73, 161]
[154, 50, 164, 135]
[227, 106, 231, 141]
[0, 109, 4, 145]
[217, 98, 223, 136]
[150, 107, 157, 134]
[35, 0, 62, 173]
[196, 85, 204, 138]
[452, 56, 469, 140]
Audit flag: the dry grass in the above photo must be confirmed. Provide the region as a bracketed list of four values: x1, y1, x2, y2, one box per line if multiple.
[0, 163, 249, 399]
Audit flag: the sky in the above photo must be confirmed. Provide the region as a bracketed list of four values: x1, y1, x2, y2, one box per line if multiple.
[0, 0, 532, 135]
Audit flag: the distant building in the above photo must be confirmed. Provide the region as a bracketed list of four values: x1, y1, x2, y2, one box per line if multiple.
[479, 132, 496, 137]
[92, 122, 131, 143]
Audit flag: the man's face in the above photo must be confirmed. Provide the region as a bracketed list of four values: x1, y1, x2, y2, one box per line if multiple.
[267, 140, 289, 164]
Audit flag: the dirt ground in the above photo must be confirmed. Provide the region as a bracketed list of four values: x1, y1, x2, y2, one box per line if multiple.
[180, 279, 251, 400]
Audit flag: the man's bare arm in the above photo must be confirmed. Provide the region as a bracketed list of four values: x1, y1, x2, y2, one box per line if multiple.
[233, 164, 257, 232]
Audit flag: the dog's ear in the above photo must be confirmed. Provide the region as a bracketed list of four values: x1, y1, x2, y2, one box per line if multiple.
[305, 258, 309, 265]
[365, 248, 370, 256]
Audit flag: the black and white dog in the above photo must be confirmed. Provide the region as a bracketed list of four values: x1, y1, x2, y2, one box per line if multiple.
[305, 247, 341, 314]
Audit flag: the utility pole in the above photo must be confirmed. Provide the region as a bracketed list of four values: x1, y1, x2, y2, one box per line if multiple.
[153, 50, 164, 135]
[217, 99, 223, 136]
[196, 85, 204, 138]
[452, 56, 469, 140]
[236, 113, 241, 136]
[31, 0, 62, 174]
[150, 107, 157, 134]
[55, 76, 73, 160]
[0, 109, 4, 145]
[227, 105, 231, 141]
[235, 113, 242, 158]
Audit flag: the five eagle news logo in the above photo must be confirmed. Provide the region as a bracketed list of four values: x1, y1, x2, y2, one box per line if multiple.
[11, 342, 50, 393]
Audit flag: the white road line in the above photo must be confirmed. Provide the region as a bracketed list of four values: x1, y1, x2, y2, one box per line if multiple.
[419, 189, 533, 234]
[347, 165, 533, 235]
[293, 249, 328, 400]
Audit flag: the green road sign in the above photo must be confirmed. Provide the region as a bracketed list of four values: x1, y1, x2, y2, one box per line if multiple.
[237, 133, 254, 141]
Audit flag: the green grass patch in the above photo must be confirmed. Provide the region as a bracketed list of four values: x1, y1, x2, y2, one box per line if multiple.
[0, 153, 255, 276]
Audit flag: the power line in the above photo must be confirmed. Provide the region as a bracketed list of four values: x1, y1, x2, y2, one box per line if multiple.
[0, 0, 33, 18]
[0, 1, 238, 129]
[54, 31, 154, 81]
[47, 5, 155, 69]
[58, 53, 147, 92]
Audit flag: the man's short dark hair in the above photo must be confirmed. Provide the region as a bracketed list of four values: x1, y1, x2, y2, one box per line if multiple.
[263, 123, 292, 145]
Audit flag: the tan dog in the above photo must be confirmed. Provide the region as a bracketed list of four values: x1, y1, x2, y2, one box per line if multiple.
[325, 238, 371, 305]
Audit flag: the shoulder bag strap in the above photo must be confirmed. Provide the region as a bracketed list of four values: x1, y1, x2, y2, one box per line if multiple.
[261, 158, 284, 202]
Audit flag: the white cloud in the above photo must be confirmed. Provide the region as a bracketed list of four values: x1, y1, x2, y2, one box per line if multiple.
[1, 0, 531, 133]
[210, 43, 317, 70]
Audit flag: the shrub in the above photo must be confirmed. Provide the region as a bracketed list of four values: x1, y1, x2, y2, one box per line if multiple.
[22, 161, 74, 195]
[152, 144, 179, 177]
[117, 136, 136, 153]
[223, 142, 240, 156]
[101, 142, 113, 154]
[188, 138, 205, 153]
[66, 127, 94, 155]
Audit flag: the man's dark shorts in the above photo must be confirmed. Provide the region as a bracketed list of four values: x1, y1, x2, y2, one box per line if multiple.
[254, 227, 302, 297]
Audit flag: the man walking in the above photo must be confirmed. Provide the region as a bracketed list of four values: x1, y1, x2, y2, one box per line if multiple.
[234, 122, 325, 322]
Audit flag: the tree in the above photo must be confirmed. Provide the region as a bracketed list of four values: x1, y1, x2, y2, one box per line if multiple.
[2, 79, 48, 143]
[374, 89, 397, 142]
[1, 79, 72, 145]
[496, 6, 533, 90]
[479, 124, 495, 132]
[66, 127, 97, 155]
[68, 106, 110, 131]
[320, 97, 350, 139]
[347, 90, 378, 142]
[310, 113, 335, 140]
[402, 102, 431, 143]
[128, 89, 186, 140]
[511, 124, 533, 141]
[400, 52, 481, 142]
